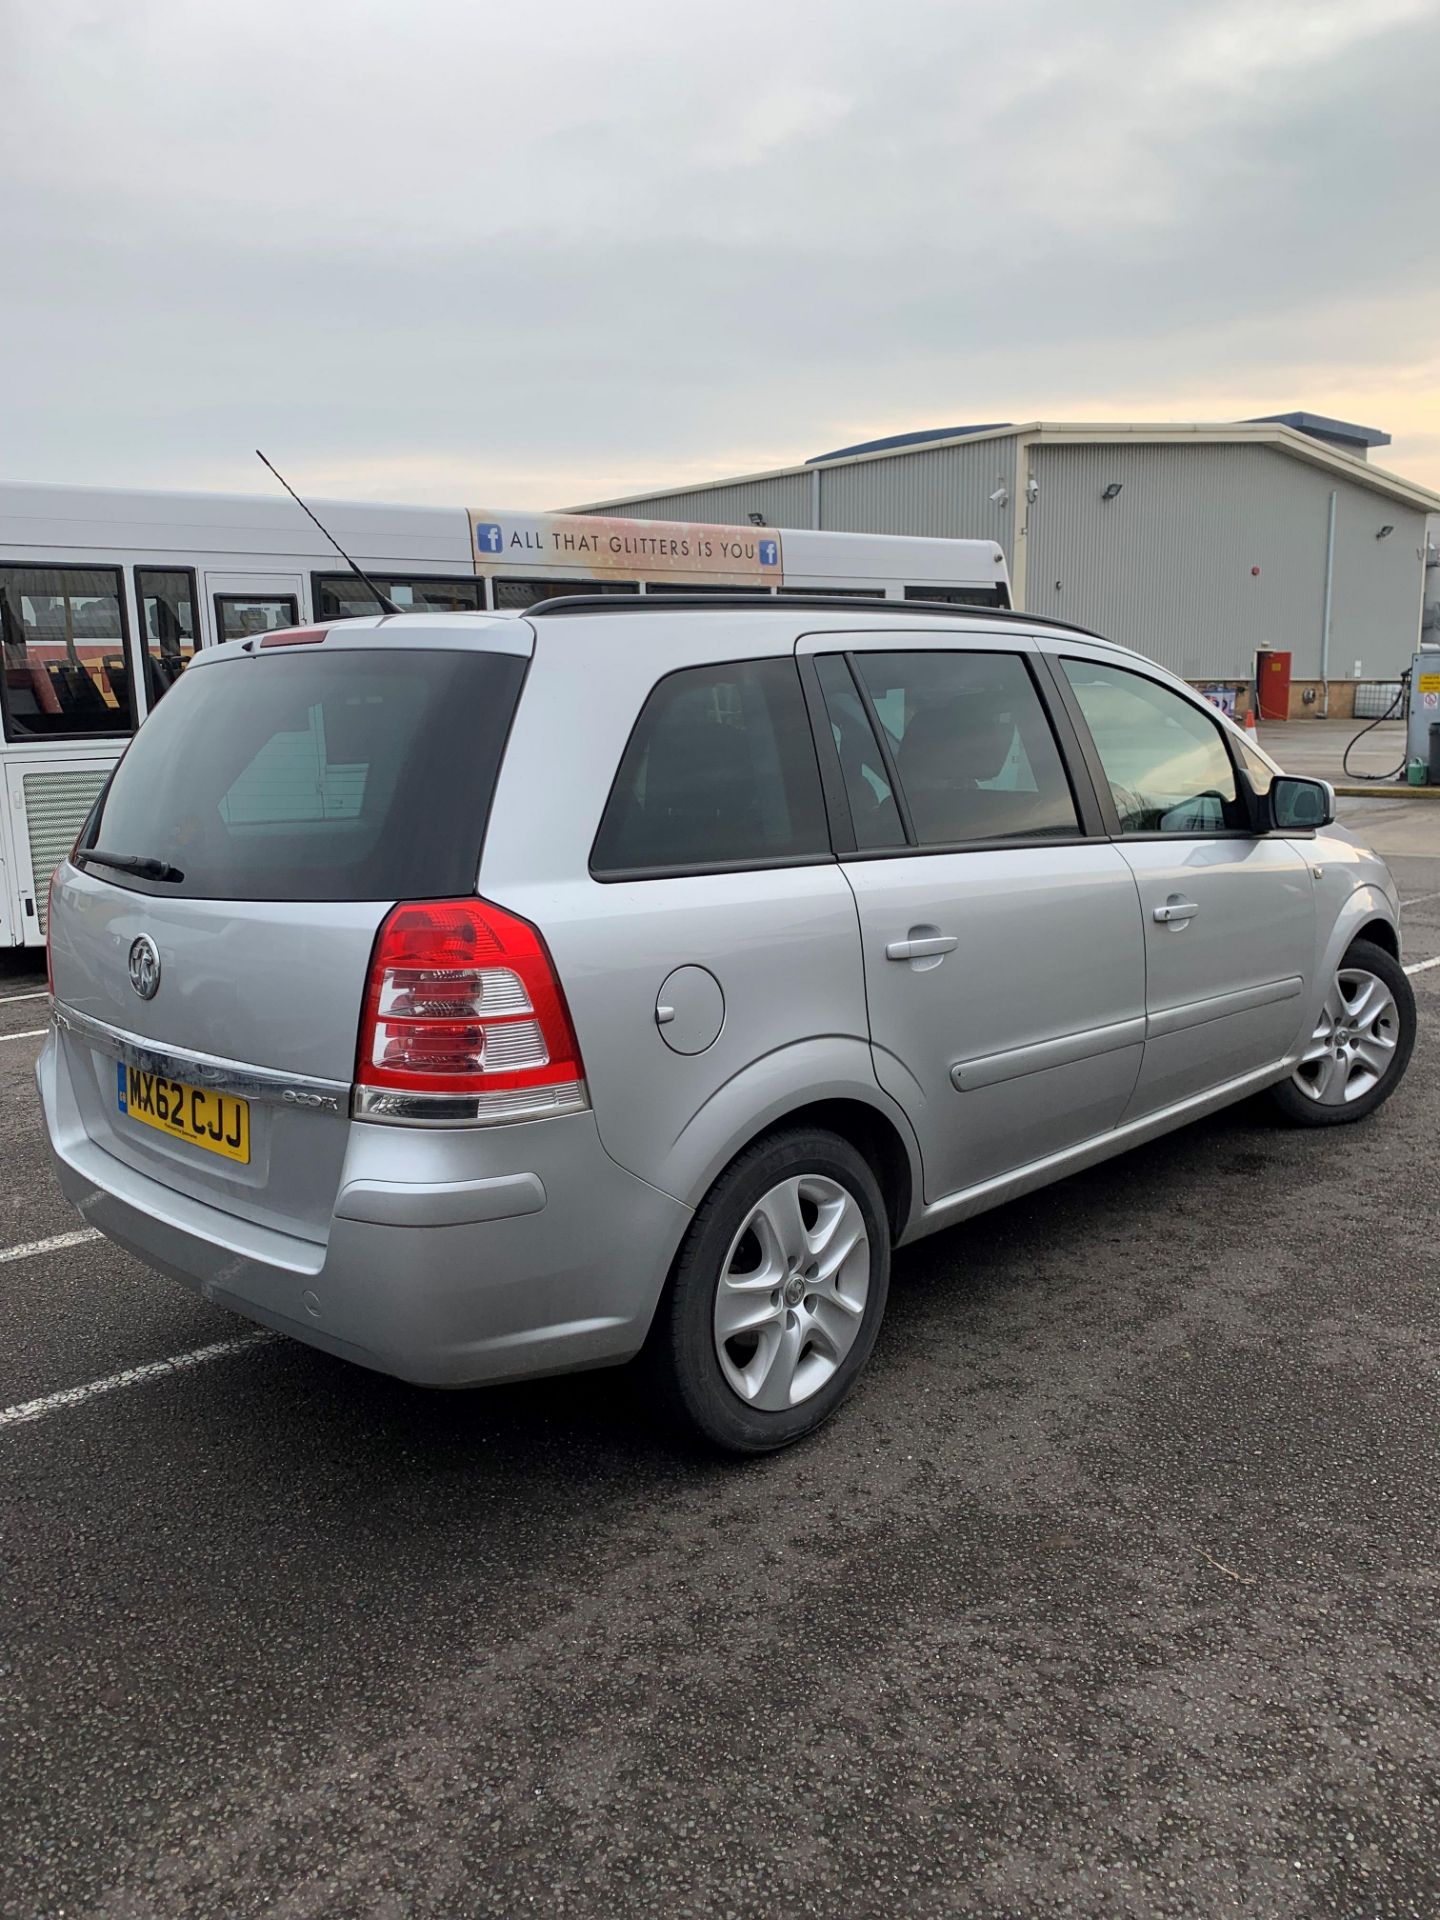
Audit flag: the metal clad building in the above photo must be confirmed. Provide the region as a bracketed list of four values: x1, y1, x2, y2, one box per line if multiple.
[819, 435, 1020, 544]
[573, 417, 1439, 687]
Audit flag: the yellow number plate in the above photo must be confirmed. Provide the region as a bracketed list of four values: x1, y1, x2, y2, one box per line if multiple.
[116, 1063, 250, 1164]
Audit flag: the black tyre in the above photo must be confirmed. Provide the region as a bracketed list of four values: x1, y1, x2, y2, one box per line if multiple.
[649, 1127, 890, 1455]
[1269, 937, 1415, 1127]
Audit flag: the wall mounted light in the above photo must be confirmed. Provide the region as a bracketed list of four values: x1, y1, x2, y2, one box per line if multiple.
[748, 512, 767, 526]
[1026, 475, 1039, 504]
[1376, 524, 1394, 540]
[1101, 482, 1123, 501]
[989, 483, 1009, 507]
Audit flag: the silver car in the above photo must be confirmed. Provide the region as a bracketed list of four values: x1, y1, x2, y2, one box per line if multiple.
[39, 597, 1416, 1452]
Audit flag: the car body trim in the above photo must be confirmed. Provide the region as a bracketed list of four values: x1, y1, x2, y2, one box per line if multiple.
[1144, 975, 1304, 1041]
[333, 1170, 547, 1228]
[51, 1003, 350, 1112]
[950, 1015, 1147, 1091]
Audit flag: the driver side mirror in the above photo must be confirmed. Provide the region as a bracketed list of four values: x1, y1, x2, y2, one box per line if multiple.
[1269, 774, 1335, 831]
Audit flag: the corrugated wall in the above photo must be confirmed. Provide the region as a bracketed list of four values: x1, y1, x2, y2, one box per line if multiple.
[578, 472, 813, 528]
[1027, 443, 1425, 680]
[818, 436, 1018, 553]
[577, 434, 1019, 549]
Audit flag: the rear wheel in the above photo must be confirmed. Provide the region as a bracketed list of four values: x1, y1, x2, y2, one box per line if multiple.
[650, 1128, 890, 1455]
[1270, 937, 1415, 1126]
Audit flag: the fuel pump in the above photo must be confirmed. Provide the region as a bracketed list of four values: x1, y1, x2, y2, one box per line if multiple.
[1408, 644, 1440, 785]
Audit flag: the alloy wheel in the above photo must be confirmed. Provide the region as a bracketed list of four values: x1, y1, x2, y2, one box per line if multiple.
[713, 1174, 871, 1410]
[1292, 965, 1401, 1106]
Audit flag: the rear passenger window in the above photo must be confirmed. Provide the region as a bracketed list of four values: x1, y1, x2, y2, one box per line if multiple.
[591, 659, 830, 876]
[833, 651, 1079, 847]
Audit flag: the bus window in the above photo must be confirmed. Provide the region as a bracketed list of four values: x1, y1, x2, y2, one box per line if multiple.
[214, 594, 299, 642]
[135, 567, 199, 706]
[903, 584, 1009, 608]
[312, 574, 484, 621]
[492, 579, 640, 610]
[641, 584, 773, 597]
[0, 565, 135, 741]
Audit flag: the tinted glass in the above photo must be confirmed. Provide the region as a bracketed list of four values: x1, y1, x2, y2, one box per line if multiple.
[0, 565, 133, 741]
[314, 574, 484, 621]
[813, 654, 906, 850]
[493, 579, 639, 610]
[640, 584, 772, 597]
[215, 595, 298, 642]
[83, 648, 525, 902]
[1062, 658, 1244, 834]
[903, 584, 1008, 608]
[850, 651, 1078, 846]
[135, 568, 198, 707]
[592, 658, 830, 875]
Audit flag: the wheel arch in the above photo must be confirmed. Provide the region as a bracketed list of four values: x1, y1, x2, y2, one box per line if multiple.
[1353, 916, 1398, 961]
[659, 1038, 922, 1246]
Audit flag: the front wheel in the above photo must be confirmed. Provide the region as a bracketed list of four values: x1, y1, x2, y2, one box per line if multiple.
[1270, 937, 1415, 1126]
[649, 1128, 891, 1455]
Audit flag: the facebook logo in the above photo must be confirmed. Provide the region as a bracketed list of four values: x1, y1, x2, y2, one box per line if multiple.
[758, 538, 779, 567]
[474, 521, 504, 555]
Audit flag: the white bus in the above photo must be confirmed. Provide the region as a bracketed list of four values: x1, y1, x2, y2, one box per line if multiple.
[0, 480, 1010, 949]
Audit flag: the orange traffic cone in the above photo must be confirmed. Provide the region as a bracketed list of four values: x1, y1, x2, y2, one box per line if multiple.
[1243, 706, 1258, 735]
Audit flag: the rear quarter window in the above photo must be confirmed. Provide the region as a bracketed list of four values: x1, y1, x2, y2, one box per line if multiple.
[80, 648, 525, 902]
[591, 657, 831, 877]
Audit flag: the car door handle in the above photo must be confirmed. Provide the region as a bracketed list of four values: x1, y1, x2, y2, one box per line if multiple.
[886, 934, 959, 960]
[1153, 900, 1200, 924]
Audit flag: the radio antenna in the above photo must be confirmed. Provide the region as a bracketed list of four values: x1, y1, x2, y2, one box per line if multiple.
[255, 449, 402, 617]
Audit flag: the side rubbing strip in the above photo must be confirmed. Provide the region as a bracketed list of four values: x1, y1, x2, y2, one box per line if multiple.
[1145, 975, 1304, 1042]
[951, 1016, 1146, 1092]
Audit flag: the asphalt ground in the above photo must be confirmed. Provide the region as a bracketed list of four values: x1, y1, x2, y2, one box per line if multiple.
[1, 805, 1437, 1920]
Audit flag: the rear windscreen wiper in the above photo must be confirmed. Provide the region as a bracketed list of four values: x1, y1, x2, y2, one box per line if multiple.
[75, 847, 185, 884]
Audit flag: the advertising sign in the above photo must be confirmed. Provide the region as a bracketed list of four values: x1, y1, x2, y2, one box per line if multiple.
[469, 510, 783, 585]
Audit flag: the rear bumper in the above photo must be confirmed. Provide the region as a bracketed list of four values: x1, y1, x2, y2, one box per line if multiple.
[37, 1030, 691, 1387]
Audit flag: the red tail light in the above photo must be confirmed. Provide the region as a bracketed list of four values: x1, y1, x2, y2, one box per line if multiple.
[353, 898, 588, 1125]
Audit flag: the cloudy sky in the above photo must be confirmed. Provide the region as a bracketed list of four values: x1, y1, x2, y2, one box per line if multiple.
[4, 0, 1439, 508]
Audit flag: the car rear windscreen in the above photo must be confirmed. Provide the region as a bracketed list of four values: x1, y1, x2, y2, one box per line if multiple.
[80, 648, 525, 902]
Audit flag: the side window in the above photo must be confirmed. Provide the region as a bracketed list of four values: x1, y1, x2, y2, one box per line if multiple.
[1061, 658, 1244, 834]
[835, 650, 1079, 848]
[135, 568, 199, 706]
[1237, 736, 1275, 797]
[214, 594, 298, 642]
[902, 584, 1008, 608]
[813, 655, 906, 850]
[492, 579, 639, 610]
[313, 574, 484, 621]
[0, 564, 134, 741]
[592, 658, 830, 876]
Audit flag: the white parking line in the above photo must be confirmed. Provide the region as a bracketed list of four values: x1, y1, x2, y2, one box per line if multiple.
[0, 1331, 276, 1431]
[0, 1028, 47, 1043]
[1400, 890, 1440, 909]
[1404, 955, 1440, 977]
[0, 1228, 101, 1265]
[0, 989, 48, 1004]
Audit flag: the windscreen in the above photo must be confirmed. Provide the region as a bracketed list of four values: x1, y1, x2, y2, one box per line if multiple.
[81, 648, 525, 902]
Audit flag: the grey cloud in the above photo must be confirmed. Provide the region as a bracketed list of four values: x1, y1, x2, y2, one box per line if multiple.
[2, 0, 1437, 502]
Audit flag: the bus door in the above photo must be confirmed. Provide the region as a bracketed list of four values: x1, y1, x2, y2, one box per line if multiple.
[204, 573, 307, 645]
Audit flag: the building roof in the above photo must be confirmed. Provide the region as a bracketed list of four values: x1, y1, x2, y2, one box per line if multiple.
[572, 418, 1440, 516]
[1244, 411, 1391, 452]
[805, 424, 1012, 463]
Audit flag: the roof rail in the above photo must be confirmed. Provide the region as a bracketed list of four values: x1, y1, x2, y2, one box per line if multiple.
[526, 591, 1106, 641]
